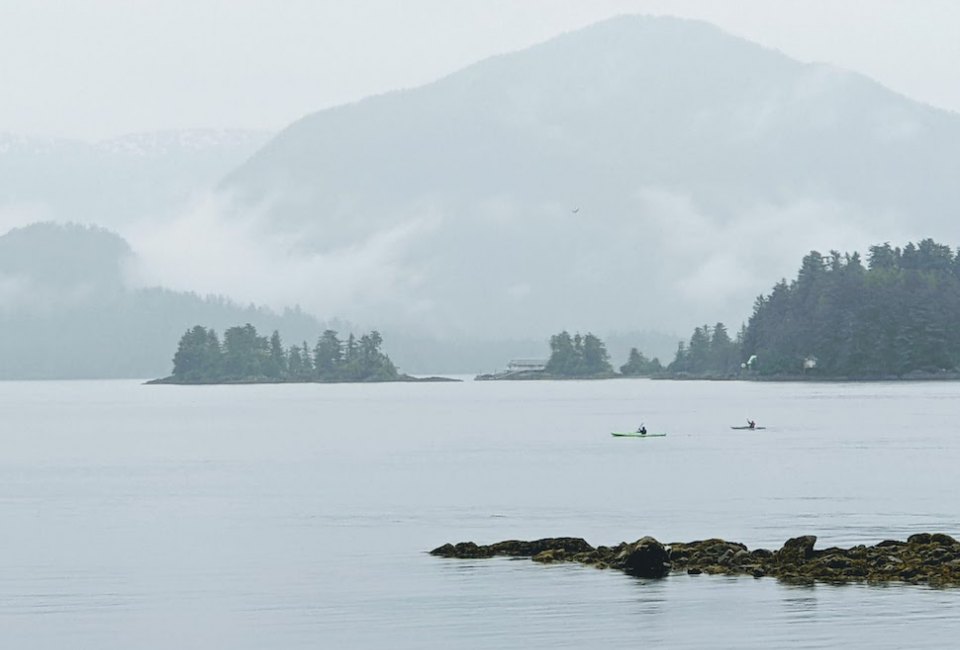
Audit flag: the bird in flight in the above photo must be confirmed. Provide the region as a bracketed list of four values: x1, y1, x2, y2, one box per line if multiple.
[571, 207, 580, 214]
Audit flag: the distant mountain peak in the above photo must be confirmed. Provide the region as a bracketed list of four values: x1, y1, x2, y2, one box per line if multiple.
[215, 15, 960, 337]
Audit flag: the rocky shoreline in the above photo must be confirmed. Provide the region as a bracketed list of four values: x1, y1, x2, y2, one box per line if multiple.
[431, 533, 960, 586]
[146, 374, 460, 385]
[654, 367, 960, 382]
[474, 371, 617, 381]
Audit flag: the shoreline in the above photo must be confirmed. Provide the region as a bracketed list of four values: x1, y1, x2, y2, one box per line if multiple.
[476, 368, 960, 383]
[654, 371, 960, 383]
[145, 374, 461, 385]
[475, 371, 618, 381]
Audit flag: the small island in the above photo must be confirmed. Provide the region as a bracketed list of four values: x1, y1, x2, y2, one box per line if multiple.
[477, 331, 662, 380]
[148, 324, 458, 384]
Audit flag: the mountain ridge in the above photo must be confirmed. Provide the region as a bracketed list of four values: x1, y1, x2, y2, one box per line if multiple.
[0, 222, 322, 379]
[217, 15, 960, 338]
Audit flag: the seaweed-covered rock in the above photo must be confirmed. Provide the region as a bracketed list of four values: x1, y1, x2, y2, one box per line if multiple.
[667, 539, 749, 571]
[775, 535, 817, 565]
[431, 533, 960, 587]
[489, 537, 594, 557]
[613, 537, 671, 578]
[930, 533, 958, 546]
[532, 549, 565, 563]
[430, 537, 593, 559]
[429, 542, 493, 558]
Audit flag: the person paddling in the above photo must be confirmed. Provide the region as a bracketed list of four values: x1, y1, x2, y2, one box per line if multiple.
[747, 419, 756, 429]
[636, 424, 647, 435]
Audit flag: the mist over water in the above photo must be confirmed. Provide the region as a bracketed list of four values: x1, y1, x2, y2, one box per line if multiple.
[4, 15, 960, 380]
[2, 378, 959, 648]
[4, 7, 960, 647]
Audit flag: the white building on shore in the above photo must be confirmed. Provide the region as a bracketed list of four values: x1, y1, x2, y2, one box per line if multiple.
[506, 359, 548, 372]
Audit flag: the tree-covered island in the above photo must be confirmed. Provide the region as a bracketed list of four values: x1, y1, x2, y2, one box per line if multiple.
[619, 347, 664, 376]
[148, 324, 457, 384]
[477, 331, 662, 380]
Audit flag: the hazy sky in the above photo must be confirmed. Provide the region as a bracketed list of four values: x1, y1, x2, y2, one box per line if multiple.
[1, 0, 959, 141]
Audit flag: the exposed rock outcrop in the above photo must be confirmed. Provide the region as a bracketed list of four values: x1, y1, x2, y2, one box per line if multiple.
[431, 533, 960, 586]
[614, 537, 671, 578]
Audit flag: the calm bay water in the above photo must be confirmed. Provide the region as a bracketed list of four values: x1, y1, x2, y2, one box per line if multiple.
[1, 377, 959, 648]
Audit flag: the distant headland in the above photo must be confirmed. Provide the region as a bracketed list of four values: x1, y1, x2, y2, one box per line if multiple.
[481, 239, 960, 382]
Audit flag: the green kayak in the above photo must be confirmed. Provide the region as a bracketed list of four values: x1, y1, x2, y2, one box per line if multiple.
[611, 432, 667, 438]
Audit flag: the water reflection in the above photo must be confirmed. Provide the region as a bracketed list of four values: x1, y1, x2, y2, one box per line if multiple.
[780, 582, 819, 622]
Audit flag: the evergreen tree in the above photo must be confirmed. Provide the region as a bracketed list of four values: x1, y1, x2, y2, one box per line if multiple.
[545, 331, 576, 375]
[345, 334, 358, 366]
[687, 325, 711, 373]
[545, 331, 612, 376]
[621, 348, 646, 376]
[669, 340, 688, 372]
[668, 322, 740, 376]
[204, 330, 223, 376]
[172, 325, 222, 381]
[708, 322, 736, 374]
[582, 333, 612, 374]
[265, 330, 286, 379]
[620, 347, 662, 376]
[313, 330, 342, 378]
[222, 323, 269, 378]
[288, 345, 304, 377]
[299, 341, 314, 379]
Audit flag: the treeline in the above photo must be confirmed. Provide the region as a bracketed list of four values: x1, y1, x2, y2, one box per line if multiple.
[168, 323, 399, 383]
[742, 240, 960, 376]
[668, 322, 742, 376]
[620, 348, 664, 376]
[669, 239, 960, 378]
[544, 331, 661, 377]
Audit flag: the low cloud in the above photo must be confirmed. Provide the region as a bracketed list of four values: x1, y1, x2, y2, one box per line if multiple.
[123, 192, 441, 324]
[0, 274, 97, 315]
[116, 185, 928, 341]
[635, 187, 912, 327]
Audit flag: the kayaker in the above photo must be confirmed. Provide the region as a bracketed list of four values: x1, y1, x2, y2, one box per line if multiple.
[636, 424, 647, 435]
[747, 419, 756, 429]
